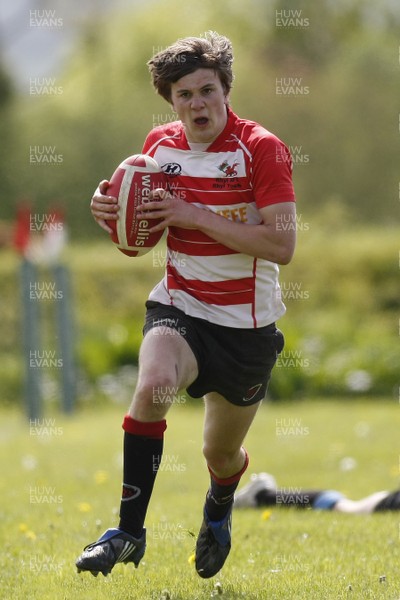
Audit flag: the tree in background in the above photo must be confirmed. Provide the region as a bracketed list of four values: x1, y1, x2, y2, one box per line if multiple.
[0, 0, 399, 236]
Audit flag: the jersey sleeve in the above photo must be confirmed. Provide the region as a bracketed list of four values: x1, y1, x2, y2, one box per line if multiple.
[142, 122, 182, 156]
[142, 129, 159, 155]
[250, 130, 296, 209]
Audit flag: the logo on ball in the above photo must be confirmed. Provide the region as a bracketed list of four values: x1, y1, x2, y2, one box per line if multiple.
[106, 154, 168, 257]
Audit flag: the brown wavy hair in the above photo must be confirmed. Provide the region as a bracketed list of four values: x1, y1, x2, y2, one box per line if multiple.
[147, 31, 234, 103]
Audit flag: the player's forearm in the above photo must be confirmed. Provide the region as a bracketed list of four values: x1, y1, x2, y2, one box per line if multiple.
[194, 208, 295, 264]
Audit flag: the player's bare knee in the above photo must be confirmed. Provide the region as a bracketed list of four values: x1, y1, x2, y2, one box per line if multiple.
[130, 372, 180, 420]
[140, 370, 180, 400]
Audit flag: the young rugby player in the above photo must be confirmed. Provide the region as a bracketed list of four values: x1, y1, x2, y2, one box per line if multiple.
[76, 32, 296, 579]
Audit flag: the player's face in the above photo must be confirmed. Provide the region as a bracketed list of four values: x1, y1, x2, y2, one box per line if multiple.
[170, 69, 229, 144]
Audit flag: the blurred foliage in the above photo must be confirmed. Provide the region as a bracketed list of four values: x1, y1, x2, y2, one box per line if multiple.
[0, 0, 399, 235]
[0, 0, 398, 408]
[0, 219, 398, 406]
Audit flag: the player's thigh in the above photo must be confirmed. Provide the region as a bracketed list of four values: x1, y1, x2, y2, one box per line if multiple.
[203, 391, 261, 455]
[137, 326, 199, 393]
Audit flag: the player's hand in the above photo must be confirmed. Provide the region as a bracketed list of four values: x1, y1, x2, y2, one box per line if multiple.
[137, 188, 200, 232]
[90, 180, 119, 234]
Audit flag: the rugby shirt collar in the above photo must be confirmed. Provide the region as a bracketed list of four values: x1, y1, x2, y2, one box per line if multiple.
[180, 107, 238, 152]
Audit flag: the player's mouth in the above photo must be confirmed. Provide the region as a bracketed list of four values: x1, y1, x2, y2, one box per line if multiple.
[194, 117, 209, 127]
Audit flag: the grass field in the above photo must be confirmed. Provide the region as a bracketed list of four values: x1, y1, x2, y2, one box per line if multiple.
[1, 398, 399, 599]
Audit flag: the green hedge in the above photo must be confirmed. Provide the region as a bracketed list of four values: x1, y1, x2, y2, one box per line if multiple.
[1, 222, 398, 406]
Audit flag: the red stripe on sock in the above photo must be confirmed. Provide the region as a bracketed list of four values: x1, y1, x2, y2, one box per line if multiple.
[122, 415, 167, 439]
[208, 448, 249, 486]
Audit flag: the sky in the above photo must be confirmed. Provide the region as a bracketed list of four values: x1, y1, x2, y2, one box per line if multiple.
[1, 0, 399, 91]
[0, 0, 137, 91]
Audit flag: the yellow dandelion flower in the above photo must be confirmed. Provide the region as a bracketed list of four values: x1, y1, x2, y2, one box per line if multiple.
[262, 509, 272, 521]
[94, 470, 109, 485]
[188, 552, 195, 565]
[77, 502, 92, 513]
[18, 523, 28, 533]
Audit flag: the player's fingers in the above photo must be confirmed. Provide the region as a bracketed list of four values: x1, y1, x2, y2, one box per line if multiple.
[149, 188, 171, 201]
[91, 201, 119, 219]
[148, 220, 168, 233]
[99, 180, 111, 195]
[91, 194, 118, 206]
[95, 218, 114, 234]
[91, 197, 119, 213]
[137, 194, 173, 214]
[137, 201, 161, 213]
[96, 210, 118, 220]
[91, 182, 117, 210]
[94, 202, 119, 214]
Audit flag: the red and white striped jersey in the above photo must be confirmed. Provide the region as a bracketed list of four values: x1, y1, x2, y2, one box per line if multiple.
[142, 108, 296, 328]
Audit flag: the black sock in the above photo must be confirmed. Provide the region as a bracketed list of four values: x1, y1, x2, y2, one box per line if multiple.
[255, 489, 324, 508]
[274, 489, 322, 509]
[205, 480, 240, 521]
[205, 449, 249, 521]
[118, 415, 167, 538]
[374, 491, 400, 512]
[254, 489, 279, 507]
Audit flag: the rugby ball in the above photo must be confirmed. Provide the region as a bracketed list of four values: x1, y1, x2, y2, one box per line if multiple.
[106, 154, 168, 257]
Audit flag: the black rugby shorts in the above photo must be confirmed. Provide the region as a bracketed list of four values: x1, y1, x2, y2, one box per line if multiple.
[143, 300, 284, 406]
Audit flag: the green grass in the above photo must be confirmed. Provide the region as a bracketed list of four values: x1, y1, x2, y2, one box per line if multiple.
[1, 398, 399, 599]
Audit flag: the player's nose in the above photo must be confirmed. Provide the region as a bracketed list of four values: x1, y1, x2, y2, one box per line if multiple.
[190, 95, 205, 110]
